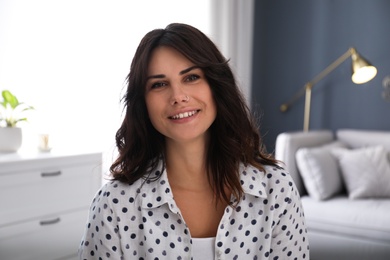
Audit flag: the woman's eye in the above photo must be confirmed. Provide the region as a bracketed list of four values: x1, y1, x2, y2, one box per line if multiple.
[151, 82, 166, 89]
[186, 74, 200, 82]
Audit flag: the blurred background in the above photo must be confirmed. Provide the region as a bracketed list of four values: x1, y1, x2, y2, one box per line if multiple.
[1, 0, 389, 162]
[0, 0, 254, 173]
[252, 1, 390, 150]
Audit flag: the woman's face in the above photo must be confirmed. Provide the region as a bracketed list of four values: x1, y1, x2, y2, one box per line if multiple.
[145, 46, 217, 144]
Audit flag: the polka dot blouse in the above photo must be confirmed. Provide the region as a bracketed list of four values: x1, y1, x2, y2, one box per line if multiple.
[79, 160, 309, 259]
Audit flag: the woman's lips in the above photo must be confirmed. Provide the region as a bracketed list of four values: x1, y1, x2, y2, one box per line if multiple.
[169, 110, 200, 120]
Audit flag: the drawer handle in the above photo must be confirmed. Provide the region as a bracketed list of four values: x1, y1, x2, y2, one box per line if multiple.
[40, 217, 61, 226]
[41, 171, 62, 177]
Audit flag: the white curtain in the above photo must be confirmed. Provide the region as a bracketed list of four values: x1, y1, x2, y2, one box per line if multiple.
[210, 0, 255, 105]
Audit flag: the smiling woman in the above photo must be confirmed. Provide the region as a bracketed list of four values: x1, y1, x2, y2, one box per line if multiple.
[78, 23, 310, 260]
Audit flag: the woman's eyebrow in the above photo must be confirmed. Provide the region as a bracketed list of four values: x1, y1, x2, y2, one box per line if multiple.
[179, 65, 200, 75]
[146, 66, 200, 81]
[146, 74, 165, 80]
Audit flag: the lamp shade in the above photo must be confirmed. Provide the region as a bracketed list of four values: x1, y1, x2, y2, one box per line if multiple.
[351, 51, 377, 84]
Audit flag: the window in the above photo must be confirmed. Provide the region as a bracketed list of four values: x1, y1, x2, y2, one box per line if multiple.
[0, 0, 211, 154]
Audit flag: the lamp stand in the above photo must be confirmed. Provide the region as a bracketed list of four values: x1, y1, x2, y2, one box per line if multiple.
[303, 84, 312, 132]
[280, 47, 376, 131]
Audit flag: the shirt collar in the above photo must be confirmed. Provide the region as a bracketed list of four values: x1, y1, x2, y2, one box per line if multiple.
[140, 160, 267, 211]
[239, 163, 267, 199]
[139, 160, 180, 213]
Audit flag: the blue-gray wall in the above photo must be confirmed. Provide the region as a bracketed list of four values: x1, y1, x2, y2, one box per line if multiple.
[251, 0, 390, 152]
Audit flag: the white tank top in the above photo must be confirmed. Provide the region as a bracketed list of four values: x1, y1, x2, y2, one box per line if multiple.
[192, 237, 216, 259]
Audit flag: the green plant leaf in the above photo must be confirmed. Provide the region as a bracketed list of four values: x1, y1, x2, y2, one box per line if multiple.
[1, 90, 33, 127]
[16, 118, 28, 123]
[2, 90, 19, 109]
[21, 106, 34, 112]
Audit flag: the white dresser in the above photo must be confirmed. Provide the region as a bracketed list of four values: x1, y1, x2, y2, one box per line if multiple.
[0, 151, 102, 260]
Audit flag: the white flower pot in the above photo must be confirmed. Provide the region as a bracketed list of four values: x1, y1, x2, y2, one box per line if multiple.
[0, 127, 22, 152]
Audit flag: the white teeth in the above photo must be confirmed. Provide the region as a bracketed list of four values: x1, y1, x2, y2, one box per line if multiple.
[171, 110, 198, 119]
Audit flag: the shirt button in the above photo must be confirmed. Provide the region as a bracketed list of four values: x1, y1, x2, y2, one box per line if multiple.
[216, 251, 222, 260]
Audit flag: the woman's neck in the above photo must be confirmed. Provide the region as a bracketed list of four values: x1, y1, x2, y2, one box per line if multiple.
[164, 137, 210, 191]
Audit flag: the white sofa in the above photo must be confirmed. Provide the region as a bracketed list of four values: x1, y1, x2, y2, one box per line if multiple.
[275, 129, 390, 260]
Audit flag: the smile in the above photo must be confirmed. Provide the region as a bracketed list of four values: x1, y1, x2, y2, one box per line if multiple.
[169, 110, 199, 120]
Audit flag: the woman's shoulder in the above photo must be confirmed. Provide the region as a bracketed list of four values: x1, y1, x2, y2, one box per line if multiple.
[92, 178, 143, 203]
[243, 163, 290, 178]
[243, 163, 296, 190]
[263, 164, 294, 182]
[100, 161, 164, 195]
[241, 163, 301, 204]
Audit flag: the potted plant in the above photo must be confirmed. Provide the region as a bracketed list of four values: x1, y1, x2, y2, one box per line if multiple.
[0, 90, 34, 152]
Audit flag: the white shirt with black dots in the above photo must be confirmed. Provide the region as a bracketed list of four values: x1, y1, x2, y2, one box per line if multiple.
[79, 160, 310, 260]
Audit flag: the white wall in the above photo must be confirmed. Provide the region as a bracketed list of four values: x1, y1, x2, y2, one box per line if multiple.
[0, 0, 211, 159]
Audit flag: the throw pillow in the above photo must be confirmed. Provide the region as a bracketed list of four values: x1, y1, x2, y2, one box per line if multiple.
[331, 145, 390, 199]
[296, 141, 346, 200]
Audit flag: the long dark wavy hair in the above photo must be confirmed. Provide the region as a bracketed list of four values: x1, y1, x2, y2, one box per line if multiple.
[110, 23, 278, 204]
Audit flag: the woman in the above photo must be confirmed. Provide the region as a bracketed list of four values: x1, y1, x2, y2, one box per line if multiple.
[79, 23, 309, 259]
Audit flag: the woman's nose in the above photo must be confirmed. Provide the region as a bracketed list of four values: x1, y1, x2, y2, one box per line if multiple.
[170, 85, 189, 105]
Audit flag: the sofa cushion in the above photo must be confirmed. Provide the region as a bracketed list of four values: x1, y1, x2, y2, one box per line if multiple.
[337, 129, 390, 150]
[296, 141, 346, 200]
[301, 196, 390, 243]
[331, 145, 390, 199]
[275, 130, 334, 196]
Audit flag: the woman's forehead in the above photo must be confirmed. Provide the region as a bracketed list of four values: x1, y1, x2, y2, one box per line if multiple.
[147, 46, 195, 75]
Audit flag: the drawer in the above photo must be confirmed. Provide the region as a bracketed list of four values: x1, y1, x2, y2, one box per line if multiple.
[0, 163, 101, 226]
[0, 209, 88, 260]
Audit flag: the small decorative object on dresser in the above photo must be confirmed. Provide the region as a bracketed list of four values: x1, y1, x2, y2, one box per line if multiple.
[0, 90, 34, 152]
[0, 151, 102, 260]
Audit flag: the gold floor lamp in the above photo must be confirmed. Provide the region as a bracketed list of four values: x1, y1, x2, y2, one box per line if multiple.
[280, 47, 377, 132]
